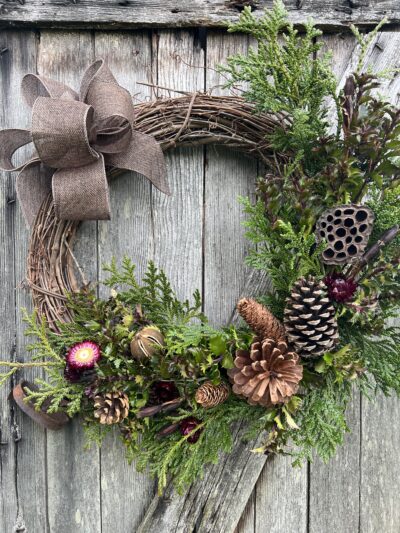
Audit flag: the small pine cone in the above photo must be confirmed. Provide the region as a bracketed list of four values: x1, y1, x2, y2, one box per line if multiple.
[228, 338, 302, 407]
[195, 381, 230, 409]
[237, 298, 286, 342]
[284, 276, 339, 359]
[94, 391, 129, 425]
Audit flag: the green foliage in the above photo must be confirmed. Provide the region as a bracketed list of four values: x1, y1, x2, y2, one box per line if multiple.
[316, 72, 400, 206]
[221, 1, 337, 169]
[103, 258, 205, 327]
[21, 311, 83, 417]
[240, 197, 325, 316]
[290, 374, 351, 465]
[130, 398, 268, 494]
[368, 186, 400, 252]
[340, 322, 400, 395]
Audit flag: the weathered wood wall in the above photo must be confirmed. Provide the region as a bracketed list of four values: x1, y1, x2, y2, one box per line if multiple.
[0, 0, 399, 29]
[0, 10, 400, 533]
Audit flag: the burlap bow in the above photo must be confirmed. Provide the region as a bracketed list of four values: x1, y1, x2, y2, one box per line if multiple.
[0, 59, 169, 225]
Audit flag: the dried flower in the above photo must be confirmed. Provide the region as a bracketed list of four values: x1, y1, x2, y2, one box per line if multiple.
[150, 381, 180, 404]
[66, 341, 101, 370]
[179, 417, 203, 444]
[324, 273, 358, 302]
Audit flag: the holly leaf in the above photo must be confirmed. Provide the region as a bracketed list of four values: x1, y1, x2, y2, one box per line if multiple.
[209, 335, 227, 356]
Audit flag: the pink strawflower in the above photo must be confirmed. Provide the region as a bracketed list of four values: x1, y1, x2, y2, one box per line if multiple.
[66, 341, 101, 370]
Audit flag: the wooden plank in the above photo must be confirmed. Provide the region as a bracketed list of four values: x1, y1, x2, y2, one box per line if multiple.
[0, 32, 22, 533]
[151, 29, 205, 299]
[36, 31, 102, 533]
[205, 30, 307, 533]
[0, 1, 399, 30]
[235, 498, 255, 533]
[0, 30, 49, 533]
[360, 393, 400, 533]
[309, 395, 361, 533]
[205, 30, 257, 533]
[356, 32, 400, 533]
[255, 457, 307, 533]
[204, 30, 256, 327]
[308, 33, 362, 533]
[94, 30, 156, 533]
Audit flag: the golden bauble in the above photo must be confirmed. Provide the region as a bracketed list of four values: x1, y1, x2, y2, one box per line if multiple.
[130, 326, 165, 359]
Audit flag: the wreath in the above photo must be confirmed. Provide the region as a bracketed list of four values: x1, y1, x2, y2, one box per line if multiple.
[1, 2, 400, 495]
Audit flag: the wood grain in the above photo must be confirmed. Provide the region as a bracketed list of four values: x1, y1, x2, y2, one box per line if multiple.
[307, 33, 362, 533]
[0, 30, 49, 533]
[37, 31, 102, 533]
[151, 29, 205, 300]
[0, 1, 399, 30]
[95, 30, 156, 533]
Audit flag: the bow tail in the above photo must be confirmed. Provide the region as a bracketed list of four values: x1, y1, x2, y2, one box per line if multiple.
[105, 131, 170, 195]
[16, 161, 53, 226]
[52, 153, 111, 221]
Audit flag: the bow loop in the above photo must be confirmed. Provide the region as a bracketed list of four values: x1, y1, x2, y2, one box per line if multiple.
[21, 74, 79, 107]
[93, 115, 132, 154]
[0, 59, 168, 226]
[32, 97, 99, 169]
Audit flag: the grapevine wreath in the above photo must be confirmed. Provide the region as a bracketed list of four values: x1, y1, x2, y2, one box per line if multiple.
[1, 2, 400, 494]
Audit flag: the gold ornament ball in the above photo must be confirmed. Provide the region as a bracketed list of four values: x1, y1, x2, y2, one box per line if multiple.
[130, 326, 165, 359]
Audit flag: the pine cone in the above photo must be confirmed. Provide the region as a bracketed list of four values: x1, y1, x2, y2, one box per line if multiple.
[195, 381, 230, 408]
[228, 338, 302, 407]
[237, 298, 286, 342]
[284, 276, 339, 359]
[94, 391, 130, 425]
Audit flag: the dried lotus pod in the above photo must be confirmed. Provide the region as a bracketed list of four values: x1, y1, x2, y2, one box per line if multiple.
[130, 326, 165, 359]
[316, 204, 374, 265]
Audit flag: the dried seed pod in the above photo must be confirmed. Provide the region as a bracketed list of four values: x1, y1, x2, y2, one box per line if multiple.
[284, 276, 339, 359]
[228, 338, 303, 406]
[316, 204, 374, 265]
[94, 391, 129, 425]
[237, 298, 286, 342]
[195, 381, 230, 408]
[130, 326, 165, 359]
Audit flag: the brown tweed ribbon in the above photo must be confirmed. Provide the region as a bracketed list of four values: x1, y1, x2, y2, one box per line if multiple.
[0, 59, 169, 225]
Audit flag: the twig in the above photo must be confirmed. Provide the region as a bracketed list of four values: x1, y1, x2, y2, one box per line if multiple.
[0, 361, 59, 368]
[348, 225, 399, 279]
[136, 82, 191, 96]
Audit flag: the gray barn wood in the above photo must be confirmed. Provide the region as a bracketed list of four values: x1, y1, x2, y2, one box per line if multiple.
[0, 8, 400, 533]
[0, 1, 400, 29]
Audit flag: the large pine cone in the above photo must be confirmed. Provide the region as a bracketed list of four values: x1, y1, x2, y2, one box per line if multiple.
[94, 391, 130, 425]
[284, 276, 339, 359]
[228, 338, 303, 407]
[195, 381, 230, 409]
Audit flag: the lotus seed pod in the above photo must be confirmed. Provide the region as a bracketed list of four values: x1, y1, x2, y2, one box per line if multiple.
[316, 204, 374, 265]
[130, 326, 165, 359]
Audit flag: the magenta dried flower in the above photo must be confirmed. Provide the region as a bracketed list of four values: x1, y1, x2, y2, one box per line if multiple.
[324, 273, 358, 302]
[66, 341, 101, 370]
[150, 381, 180, 404]
[179, 416, 203, 444]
